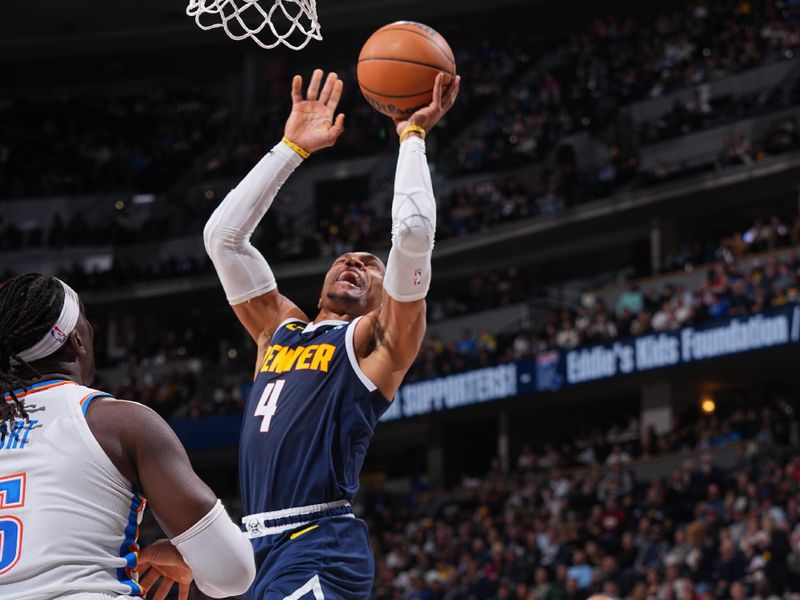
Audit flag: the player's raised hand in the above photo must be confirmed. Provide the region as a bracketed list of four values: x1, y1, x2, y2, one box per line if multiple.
[394, 73, 460, 139]
[284, 69, 346, 154]
[138, 539, 193, 600]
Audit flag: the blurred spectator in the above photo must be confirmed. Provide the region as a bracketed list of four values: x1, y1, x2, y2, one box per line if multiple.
[368, 405, 800, 599]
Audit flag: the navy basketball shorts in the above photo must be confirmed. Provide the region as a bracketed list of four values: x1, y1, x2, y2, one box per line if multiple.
[243, 516, 374, 600]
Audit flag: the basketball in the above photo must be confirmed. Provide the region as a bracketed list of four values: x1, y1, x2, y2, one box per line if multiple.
[357, 21, 457, 119]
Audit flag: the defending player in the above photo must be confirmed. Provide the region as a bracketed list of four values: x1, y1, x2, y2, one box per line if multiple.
[203, 68, 459, 598]
[0, 274, 255, 600]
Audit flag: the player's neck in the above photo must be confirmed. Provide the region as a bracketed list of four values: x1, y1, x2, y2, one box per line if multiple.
[27, 363, 85, 387]
[312, 308, 356, 324]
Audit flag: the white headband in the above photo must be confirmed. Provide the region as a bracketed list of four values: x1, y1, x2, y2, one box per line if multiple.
[15, 279, 81, 364]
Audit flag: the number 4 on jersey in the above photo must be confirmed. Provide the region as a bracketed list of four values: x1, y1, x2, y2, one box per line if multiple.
[254, 380, 285, 433]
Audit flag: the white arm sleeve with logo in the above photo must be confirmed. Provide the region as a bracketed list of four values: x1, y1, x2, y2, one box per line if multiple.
[383, 136, 436, 302]
[171, 500, 256, 598]
[203, 142, 303, 304]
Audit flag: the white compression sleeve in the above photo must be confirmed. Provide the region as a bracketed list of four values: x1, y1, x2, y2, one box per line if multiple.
[383, 136, 437, 302]
[203, 141, 303, 305]
[170, 500, 256, 598]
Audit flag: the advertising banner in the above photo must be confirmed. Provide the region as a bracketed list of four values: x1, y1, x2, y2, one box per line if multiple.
[382, 305, 800, 421]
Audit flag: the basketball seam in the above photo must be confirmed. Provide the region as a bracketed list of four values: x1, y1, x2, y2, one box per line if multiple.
[368, 26, 456, 67]
[358, 56, 456, 76]
[358, 82, 434, 99]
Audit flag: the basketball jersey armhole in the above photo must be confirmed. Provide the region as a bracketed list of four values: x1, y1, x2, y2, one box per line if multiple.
[80, 391, 113, 415]
[74, 392, 137, 491]
[345, 316, 379, 393]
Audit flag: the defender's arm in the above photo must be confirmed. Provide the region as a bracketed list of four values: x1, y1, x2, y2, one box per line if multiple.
[86, 399, 255, 598]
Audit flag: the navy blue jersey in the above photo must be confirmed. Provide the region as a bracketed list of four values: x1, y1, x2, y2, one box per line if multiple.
[240, 317, 391, 515]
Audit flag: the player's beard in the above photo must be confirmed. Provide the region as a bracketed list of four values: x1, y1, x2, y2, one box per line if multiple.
[326, 290, 361, 305]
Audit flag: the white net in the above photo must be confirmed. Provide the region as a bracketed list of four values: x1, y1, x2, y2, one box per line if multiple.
[187, 0, 322, 51]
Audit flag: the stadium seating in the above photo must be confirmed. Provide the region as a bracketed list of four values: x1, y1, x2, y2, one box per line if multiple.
[5, 3, 800, 598]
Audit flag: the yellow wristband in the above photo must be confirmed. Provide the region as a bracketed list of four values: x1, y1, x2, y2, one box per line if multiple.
[400, 124, 426, 141]
[281, 137, 310, 159]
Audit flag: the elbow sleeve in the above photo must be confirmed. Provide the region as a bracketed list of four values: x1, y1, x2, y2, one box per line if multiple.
[391, 192, 436, 257]
[204, 217, 278, 304]
[203, 142, 301, 304]
[171, 500, 256, 598]
[203, 211, 278, 304]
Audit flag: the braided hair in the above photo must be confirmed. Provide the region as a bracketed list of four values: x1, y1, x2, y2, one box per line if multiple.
[0, 274, 65, 429]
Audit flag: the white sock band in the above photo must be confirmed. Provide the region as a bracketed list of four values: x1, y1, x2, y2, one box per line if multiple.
[16, 278, 80, 363]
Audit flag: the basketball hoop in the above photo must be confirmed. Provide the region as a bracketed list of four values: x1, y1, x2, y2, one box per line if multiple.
[187, 0, 322, 51]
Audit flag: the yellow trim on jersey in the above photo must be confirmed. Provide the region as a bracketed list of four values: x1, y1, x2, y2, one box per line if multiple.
[290, 524, 319, 540]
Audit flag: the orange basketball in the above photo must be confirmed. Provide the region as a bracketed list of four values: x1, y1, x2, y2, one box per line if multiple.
[357, 21, 456, 119]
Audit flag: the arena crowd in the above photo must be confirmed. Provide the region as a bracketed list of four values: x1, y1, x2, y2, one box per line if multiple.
[367, 436, 800, 599]
[78, 212, 800, 417]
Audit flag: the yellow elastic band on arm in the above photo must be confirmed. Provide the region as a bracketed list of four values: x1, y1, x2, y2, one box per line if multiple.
[281, 137, 310, 159]
[400, 124, 426, 141]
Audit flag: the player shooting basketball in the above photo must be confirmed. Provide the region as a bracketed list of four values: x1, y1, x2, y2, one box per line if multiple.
[203, 68, 459, 598]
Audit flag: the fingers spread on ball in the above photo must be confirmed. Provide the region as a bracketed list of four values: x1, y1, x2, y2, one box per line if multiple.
[444, 75, 461, 109]
[432, 73, 444, 109]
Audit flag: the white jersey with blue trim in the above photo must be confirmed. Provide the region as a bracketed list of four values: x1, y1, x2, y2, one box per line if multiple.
[0, 379, 144, 600]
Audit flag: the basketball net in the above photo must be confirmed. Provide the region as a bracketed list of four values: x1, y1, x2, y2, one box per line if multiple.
[187, 0, 322, 50]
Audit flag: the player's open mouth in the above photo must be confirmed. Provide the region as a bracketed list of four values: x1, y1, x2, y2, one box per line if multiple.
[336, 270, 363, 289]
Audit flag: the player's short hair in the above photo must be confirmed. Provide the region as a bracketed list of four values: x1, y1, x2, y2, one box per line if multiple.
[0, 274, 65, 427]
